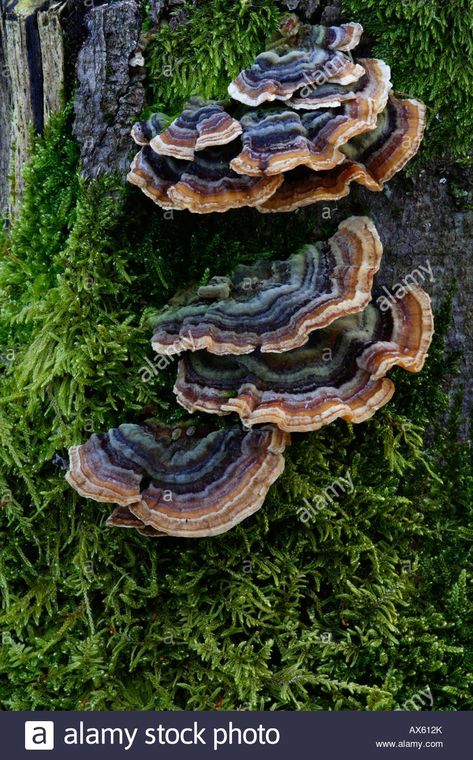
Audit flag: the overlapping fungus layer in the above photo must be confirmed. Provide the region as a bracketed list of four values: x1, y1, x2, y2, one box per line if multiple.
[66, 423, 289, 537]
[128, 18, 425, 213]
[174, 286, 434, 432]
[151, 216, 382, 355]
[66, 215, 434, 536]
[67, 20, 432, 538]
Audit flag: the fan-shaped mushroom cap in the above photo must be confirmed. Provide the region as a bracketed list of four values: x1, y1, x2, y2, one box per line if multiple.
[258, 95, 426, 213]
[341, 95, 427, 186]
[257, 163, 378, 213]
[228, 46, 365, 107]
[150, 97, 242, 160]
[166, 144, 284, 213]
[304, 22, 363, 52]
[127, 143, 282, 214]
[287, 58, 391, 111]
[271, 17, 362, 53]
[127, 146, 186, 210]
[66, 423, 289, 538]
[174, 286, 433, 433]
[230, 97, 380, 177]
[151, 216, 382, 356]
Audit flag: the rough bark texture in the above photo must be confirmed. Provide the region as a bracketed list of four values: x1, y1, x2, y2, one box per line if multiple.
[0, 0, 145, 211]
[0, 10, 11, 215]
[282, 0, 321, 18]
[319, 164, 473, 422]
[0, 0, 472, 420]
[37, 5, 64, 123]
[0, 0, 65, 215]
[149, 0, 189, 25]
[72, 0, 145, 180]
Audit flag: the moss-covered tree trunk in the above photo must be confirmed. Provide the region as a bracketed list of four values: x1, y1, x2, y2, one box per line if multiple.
[1, 0, 472, 713]
[1, 0, 472, 419]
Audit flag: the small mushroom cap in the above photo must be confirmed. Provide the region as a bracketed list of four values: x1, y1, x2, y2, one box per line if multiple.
[104, 505, 169, 538]
[150, 97, 242, 161]
[151, 216, 382, 356]
[174, 286, 434, 433]
[127, 147, 187, 210]
[287, 58, 391, 111]
[131, 113, 170, 145]
[305, 22, 364, 52]
[66, 423, 289, 538]
[228, 46, 365, 107]
[272, 19, 363, 52]
[166, 144, 284, 214]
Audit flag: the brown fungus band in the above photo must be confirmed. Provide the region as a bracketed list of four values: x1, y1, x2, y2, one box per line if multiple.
[151, 217, 382, 356]
[66, 423, 289, 538]
[128, 20, 425, 213]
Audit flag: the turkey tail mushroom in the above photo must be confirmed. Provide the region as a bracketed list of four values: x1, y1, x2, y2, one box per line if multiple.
[66, 423, 289, 538]
[174, 286, 434, 433]
[128, 21, 425, 213]
[151, 216, 382, 356]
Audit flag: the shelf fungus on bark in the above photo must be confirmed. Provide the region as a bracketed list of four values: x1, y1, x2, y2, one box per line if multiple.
[228, 17, 365, 107]
[228, 48, 365, 108]
[287, 58, 391, 111]
[301, 22, 364, 52]
[66, 423, 289, 538]
[149, 97, 242, 160]
[174, 286, 434, 433]
[165, 144, 284, 213]
[230, 98, 380, 177]
[151, 216, 382, 356]
[128, 142, 282, 213]
[127, 146, 187, 210]
[341, 95, 427, 188]
[271, 15, 363, 52]
[128, 20, 425, 213]
[258, 95, 426, 213]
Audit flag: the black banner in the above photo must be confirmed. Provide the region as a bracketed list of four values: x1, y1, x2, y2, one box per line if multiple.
[5, 710, 471, 759]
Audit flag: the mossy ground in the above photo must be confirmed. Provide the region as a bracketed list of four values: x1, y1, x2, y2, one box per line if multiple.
[0, 0, 472, 710]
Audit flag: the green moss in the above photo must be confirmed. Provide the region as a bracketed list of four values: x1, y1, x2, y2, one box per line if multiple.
[1, 0, 472, 710]
[144, 0, 473, 159]
[0, 108, 472, 710]
[145, 0, 283, 111]
[341, 0, 473, 160]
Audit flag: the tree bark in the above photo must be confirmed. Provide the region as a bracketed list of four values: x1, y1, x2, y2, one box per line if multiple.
[72, 0, 145, 179]
[0, 0, 65, 215]
[1, 0, 472, 423]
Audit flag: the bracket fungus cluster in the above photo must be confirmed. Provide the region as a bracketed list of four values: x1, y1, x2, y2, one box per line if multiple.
[66, 216, 434, 537]
[174, 286, 433, 432]
[167, 219, 433, 434]
[128, 18, 426, 213]
[66, 19, 432, 539]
